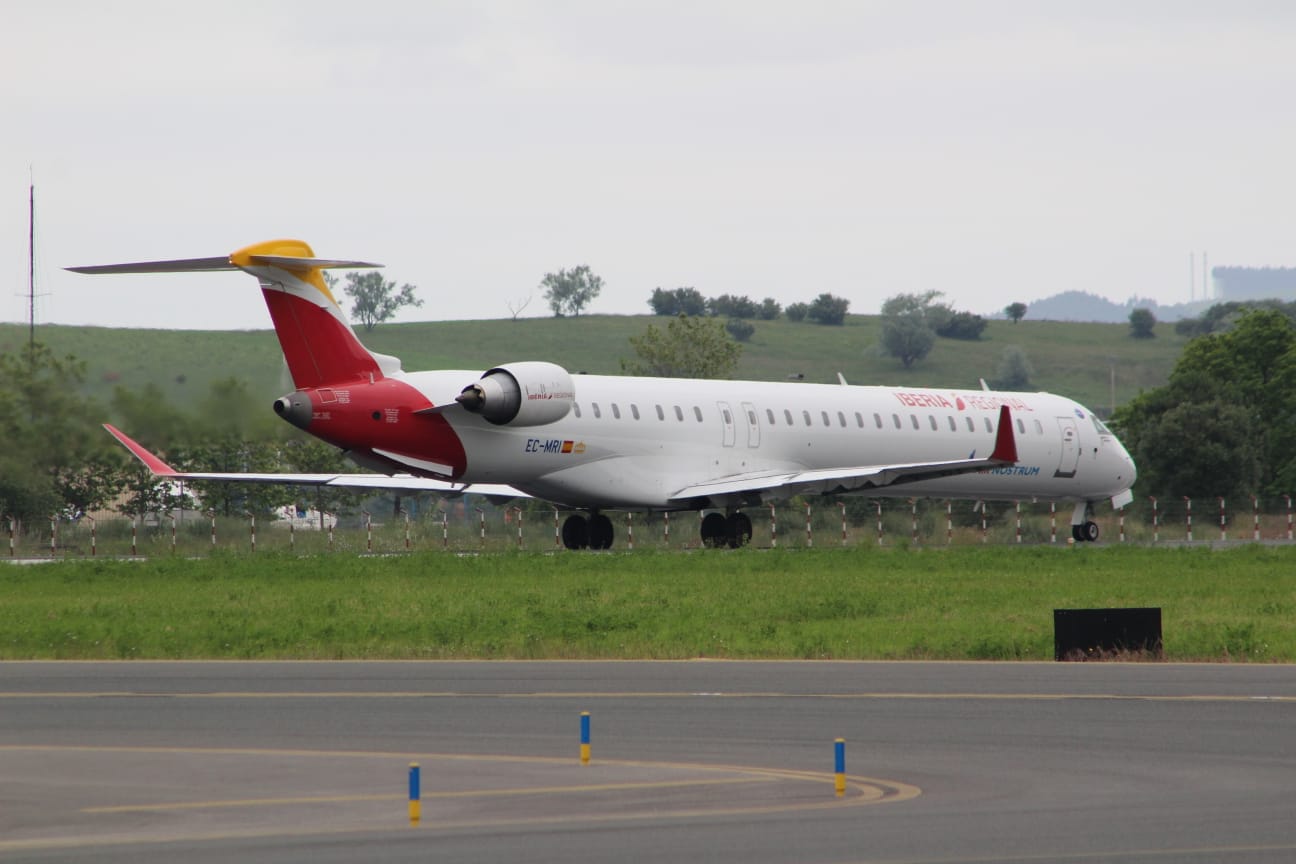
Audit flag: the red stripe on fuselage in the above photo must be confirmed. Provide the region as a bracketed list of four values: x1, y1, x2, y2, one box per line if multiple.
[262, 288, 381, 389]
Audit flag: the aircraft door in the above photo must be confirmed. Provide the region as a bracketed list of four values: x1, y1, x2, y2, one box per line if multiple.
[1054, 416, 1080, 478]
[741, 401, 760, 448]
[717, 401, 736, 448]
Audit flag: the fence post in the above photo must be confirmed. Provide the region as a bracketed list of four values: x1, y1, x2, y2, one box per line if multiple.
[362, 509, 372, 553]
[1252, 495, 1260, 542]
[1015, 500, 1022, 544]
[1286, 494, 1293, 542]
[6, 515, 13, 557]
[1218, 497, 1227, 542]
[1050, 502, 1057, 545]
[132, 516, 138, 557]
[328, 513, 336, 552]
[911, 500, 919, 545]
[554, 507, 560, 549]
[166, 514, 176, 556]
[876, 500, 884, 546]
[207, 510, 217, 549]
[626, 512, 634, 550]
[86, 514, 96, 557]
[805, 503, 813, 548]
[402, 507, 412, 551]
[1184, 497, 1193, 543]
[49, 515, 56, 558]
[946, 500, 953, 545]
[1118, 507, 1126, 543]
[979, 501, 987, 544]
[246, 512, 256, 553]
[475, 507, 485, 548]
[1149, 496, 1158, 543]
[839, 501, 847, 546]
[768, 503, 777, 548]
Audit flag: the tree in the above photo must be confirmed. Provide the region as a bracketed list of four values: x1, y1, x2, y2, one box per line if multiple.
[648, 287, 707, 317]
[758, 298, 782, 320]
[1004, 302, 1028, 324]
[994, 346, 1034, 390]
[1129, 307, 1157, 339]
[542, 265, 603, 317]
[807, 293, 850, 325]
[1113, 309, 1296, 498]
[332, 271, 423, 332]
[785, 302, 809, 322]
[709, 294, 759, 319]
[936, 311, 987, 340]
[879, 292, 941, 368]
[0, 343, 120, 523]
[622, 315, 742, 379]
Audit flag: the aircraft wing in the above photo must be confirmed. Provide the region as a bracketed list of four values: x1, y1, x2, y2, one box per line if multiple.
[669, 405, 1019, 504]
[103, 425, 528, 499]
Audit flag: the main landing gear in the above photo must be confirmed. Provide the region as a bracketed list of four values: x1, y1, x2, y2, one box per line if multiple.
[561, 513, 614, 550]
[700, 511, 753, 549]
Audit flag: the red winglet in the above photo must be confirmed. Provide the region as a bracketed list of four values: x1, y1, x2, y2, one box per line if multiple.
[103, 424, 179, 475]
[989, 405, 1019, 464]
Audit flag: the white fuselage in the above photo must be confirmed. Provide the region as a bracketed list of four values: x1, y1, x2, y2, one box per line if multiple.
[400, 371, 1136, 511]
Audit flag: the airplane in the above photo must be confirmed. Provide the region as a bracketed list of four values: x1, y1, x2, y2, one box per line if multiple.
[72, 239, 1137, 549]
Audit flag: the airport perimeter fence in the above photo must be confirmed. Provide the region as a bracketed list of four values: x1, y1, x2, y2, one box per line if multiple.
[6, 494, 1295, 559]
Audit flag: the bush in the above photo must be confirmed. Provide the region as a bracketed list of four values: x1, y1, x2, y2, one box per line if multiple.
[785, 302, 809, 322]
[758, 298, 782, 320]
[807, 293, 850, 325]
[725, 319, 756, 342]
[936, 311, 987, 340]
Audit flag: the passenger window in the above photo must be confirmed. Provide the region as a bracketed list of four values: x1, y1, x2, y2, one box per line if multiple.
[837, 411, 847, 428]
[892, 413, 902, 429]
[675, 405, 684, 421]
[766, 408, 775, 425]
[656, 404, 665, 420]
[1033, 419, 1043, 434]
[947, 416, 957, 432]
[803, 410, 812, 427]
[574, 403, 582, 419]
[984, 417, 993, 433]
[748, 409, 758, 426]
[874, 413, 884, 429]
[693, 406, 703, 422]
[784, 409, 794, 426]
[592, 403, 602, 419]
[612, 403, 621, 420]
[928, 415, 938, 431]
[821, 411, 831, 427]
[965, 416, 974, 432]
[1016, 419, 1026, 434]
[910, 414, 920, 430]
[855, 412, 864, 428]
[631, 404, 640, 420]
[723, 408, 732, 424]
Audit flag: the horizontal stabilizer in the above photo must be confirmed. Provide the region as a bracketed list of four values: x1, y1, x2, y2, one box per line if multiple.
[69, 255, 381, 275]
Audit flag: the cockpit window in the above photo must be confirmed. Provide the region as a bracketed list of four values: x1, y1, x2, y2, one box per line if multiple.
[1092, 416, 1113, 436]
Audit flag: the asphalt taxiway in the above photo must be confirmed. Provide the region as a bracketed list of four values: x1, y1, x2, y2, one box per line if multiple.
[1, 661, 1294, 863]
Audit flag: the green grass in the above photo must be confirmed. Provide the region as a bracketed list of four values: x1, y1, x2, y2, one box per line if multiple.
[2, 545, 1293, 662]
[1, 314, 1185, 416]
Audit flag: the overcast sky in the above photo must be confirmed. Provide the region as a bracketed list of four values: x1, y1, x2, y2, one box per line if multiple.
[4, 1, 1295, 330]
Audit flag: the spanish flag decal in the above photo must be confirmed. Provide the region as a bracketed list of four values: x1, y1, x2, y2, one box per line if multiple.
[561, 440, 574, 454]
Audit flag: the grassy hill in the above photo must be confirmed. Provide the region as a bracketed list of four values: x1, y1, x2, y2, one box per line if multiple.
[0, 314, 1185, 417]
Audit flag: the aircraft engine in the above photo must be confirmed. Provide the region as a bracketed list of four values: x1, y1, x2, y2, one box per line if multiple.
[455, 361, 575, 426]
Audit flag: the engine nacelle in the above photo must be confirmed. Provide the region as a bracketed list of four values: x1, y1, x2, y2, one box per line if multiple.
[455, 361, 575, 426]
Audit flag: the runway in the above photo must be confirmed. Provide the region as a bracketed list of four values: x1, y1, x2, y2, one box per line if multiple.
[1, 661, 1294, 863]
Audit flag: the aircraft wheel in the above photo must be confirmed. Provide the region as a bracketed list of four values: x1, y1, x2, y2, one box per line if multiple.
[561, 514, 589, 550]
[1081, 520, 1100, 543]
[700, 512, 728, 548]
[726, 512, 753, 548]
[589, 513, 614, 550]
